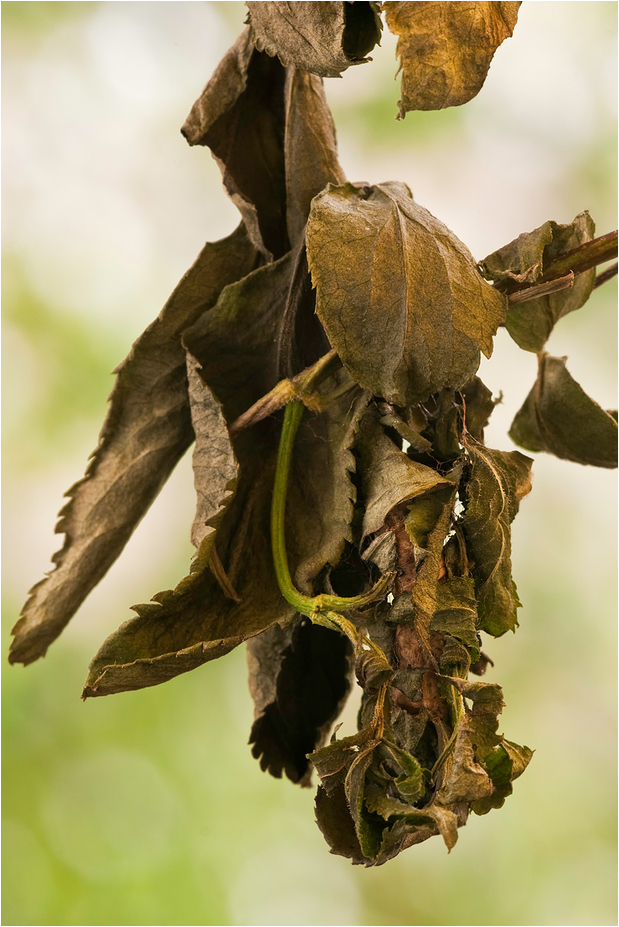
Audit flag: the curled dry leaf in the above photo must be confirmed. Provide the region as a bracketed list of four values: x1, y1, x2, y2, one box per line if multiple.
[246, 1, 382, 78]
[480, 212, 596, 351]
[310, 669, 531, 864]
[355, 407, 453, 543]
[383, 1, 521, 115]
[306, 181, 507, 406]
[509, 354, 618, 468]
[460, 440, 533, 637]
[247, 617, 354, 785]
[182, 28, 345, 257]
[83, 254, 297, 696]
[183, 28, 288, 259]
[10, 224, 257, 668]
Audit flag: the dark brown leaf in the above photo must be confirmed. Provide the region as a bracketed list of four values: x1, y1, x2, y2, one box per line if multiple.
[83, 254, 298, 696]
[283, 69, 346, 246]
[246, 1, 382, 78]
[248, 617, 354, 784]
[509, 354, 618, 468]
[288, 384, 371, 594]
[11, 224, 257, 667]
[182, 29, 289, 259]
[182, 27, 347, 258]
[480, 212, 596, 351]
[306, 181, 507, 406]
[314, 784, 367, 864]
[384, 1, 521, 115]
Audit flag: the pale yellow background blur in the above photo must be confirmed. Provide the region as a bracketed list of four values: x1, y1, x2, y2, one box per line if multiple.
[3, 3, 617, 925]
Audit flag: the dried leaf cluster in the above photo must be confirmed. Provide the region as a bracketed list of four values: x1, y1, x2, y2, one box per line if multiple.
[11, 2, 617, 866]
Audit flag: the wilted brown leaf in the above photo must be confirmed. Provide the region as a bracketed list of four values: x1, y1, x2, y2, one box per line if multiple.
[509, 354, 618, 468]
[183, 26, 346, 258]
[460, 440, 532, 637]
[355, 407, 453, 543]
[10, 225, 257, 668]
[246, 1, 382, 78]
[247, 617, 354, 784]
[183, 28, 289, 258]
[480, 212, 596, 351]
[306, 181, 507, 406]
[384, 1, 521, 115]
[82, 254, 297, 696]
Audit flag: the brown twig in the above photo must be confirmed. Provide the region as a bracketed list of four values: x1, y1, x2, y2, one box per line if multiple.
[507, 272, 574, 306]
[541, 229, 618, 280]
[593, 261, 618, 289]
[495, 229, 618, 302]
[230, 349, 341, 435]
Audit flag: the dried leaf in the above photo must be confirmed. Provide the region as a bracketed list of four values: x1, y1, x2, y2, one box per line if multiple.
[480, 212, 596, 352]
[284, 69, 346, 246]
[429, 577, 478, 651]
[182, 29, 289, 259]
[344, 739, 384, 860]
[408, 481, 460, 627]
[438, 725, 494, 806]
[288, 384, 371, 593]
[248, 617, 354, 784]
[11, 225, 257, 668]
[461, 376, 498, 442]
[356, 407, 453, 542]
[186, 358, 238, 549]
[183, 26, 347, 258]
[384, 1, 521, 115]
[441, 675, 504, 750]
[314, 784, 367, 863]
[306, 181, 507, 406]
[83, 254, 298, 696]
[509, 354, 618, 468]
[246, 1, 382, 78]
[460, 441, 532, 636]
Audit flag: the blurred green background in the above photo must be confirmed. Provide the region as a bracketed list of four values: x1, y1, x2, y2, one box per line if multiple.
[2, 3, 616, 925]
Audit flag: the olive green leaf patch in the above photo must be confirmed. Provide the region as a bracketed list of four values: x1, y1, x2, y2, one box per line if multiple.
[460, 440, 533, 637]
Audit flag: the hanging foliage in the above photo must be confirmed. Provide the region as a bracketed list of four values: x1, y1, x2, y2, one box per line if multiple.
[11, 1, 617, 866]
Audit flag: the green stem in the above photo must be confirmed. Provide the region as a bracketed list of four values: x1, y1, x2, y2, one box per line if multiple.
[271, 399, 396, 736]
[271, 400, 309, 613]
[271, 400, 395, 616]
